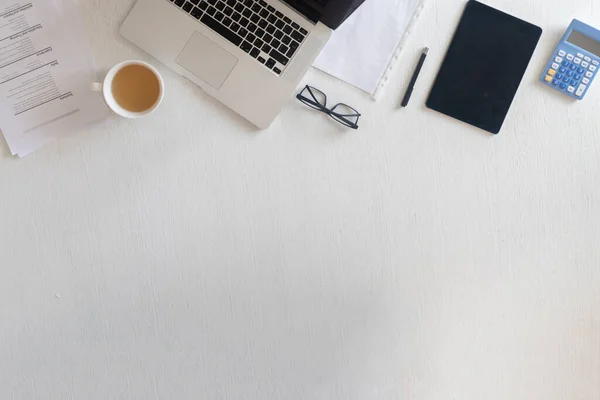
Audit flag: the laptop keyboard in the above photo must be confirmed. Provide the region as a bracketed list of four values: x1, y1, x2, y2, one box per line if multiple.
[169, 0, 309, 76]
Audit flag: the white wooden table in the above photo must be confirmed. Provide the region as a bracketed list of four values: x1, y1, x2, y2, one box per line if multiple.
[1, 0, 599, 399]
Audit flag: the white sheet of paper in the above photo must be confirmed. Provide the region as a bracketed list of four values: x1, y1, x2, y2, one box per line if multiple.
[0, 0, 108, 156]
[313, 0, 425, 96]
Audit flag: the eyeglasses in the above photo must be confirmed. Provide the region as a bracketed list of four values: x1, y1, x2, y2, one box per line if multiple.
[296, 85, 361, 129]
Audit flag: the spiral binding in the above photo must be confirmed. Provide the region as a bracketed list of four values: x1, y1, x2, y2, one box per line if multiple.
[372, 0, 427, 100]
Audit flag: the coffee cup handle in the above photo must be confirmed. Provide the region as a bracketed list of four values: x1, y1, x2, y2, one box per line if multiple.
[90, 82, 103, 92]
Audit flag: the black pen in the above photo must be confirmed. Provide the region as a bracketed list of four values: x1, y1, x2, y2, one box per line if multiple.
[401, 47, 429, 107]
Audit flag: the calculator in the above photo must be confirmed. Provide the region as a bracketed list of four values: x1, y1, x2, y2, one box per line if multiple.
[541, 19, 600, 100]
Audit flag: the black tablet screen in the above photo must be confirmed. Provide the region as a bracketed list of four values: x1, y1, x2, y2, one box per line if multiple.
[426, 1, 542, 134]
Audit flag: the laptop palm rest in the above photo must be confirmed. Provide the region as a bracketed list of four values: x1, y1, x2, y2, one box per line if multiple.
[176, 31, 238, 90]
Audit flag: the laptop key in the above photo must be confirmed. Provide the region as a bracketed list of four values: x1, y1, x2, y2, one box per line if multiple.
[258, 19, 267, 28]
[266, 5, 275, 12]
[182, 1, 193, 12]
[262, 43, 271, 53]
[275, 10, 283, 18]
[283, 25, 292, 34]
[247, 23, 257, 32]
[215, 1, 225, 10]
[259, 9, 269, 18]
[241, 41, 252, 53]
[234, 2, 243, 11]
[279, 44, 288, 54]
[191, 6, 203, 18]
[174, 0, 185, 6]
[215, 11, 224, 20]
[238, 27, 248, 37]
[291, 22, 299, 29]
[274, 30, 283, 39]
[283, 16, 291, 24]
[263, 33, 272, 43]
[224, 5, 233, 14]
[266, 25, 275, 34]
[282, 35, 291, 45]
[232, 11, 241, 21]
[207, 5, 216, 15]
[190, 0, 200, 5]
[251, 3, 261, 12]
[267, 14, 277, 23]
[242, 8, 251, 18]
[199, 0, 208, 9]
[271, 38, 280, 48]
[273, 67, 281, 75]
[266, 58, 276, 68]
[250, 47, 260, 58]
[255, 28, 265, 38]
[201, 14, 242, 45]
[257, 56, 266, 64]
[246, 33, 256, 43]
[222, 16, 232, 26]
[258, 0, 267, 6]
[275, 19, 284, 29]
[230, 22, 240, 32]
[240, 17, 249, 27]
[243, 0, 253, 6]
[299, 27, 308, 35]
[226, 0, 235, 4]
[290, 31, 304, 43]
[269, 48, 288, 65]
[250, 13, 259, 23]
[254, 38, 264, 48]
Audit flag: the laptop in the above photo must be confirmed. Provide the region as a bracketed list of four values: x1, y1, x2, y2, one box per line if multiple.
[120, 0, 366, 128]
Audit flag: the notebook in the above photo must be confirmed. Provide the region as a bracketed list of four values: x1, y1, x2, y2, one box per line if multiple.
[313, 0, 426, 98]
[426, 1, 542, 134]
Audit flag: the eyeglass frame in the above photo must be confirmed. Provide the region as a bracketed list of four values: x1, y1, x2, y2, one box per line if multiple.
[295, 85, 361, 129]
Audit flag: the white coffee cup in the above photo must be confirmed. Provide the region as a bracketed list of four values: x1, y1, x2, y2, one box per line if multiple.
[92, 60, 164, 119]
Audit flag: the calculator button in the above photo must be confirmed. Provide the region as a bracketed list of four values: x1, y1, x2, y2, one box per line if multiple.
[589, 65, 597, 72]
[570, 64, 577, 70]
[552, 62, 560, 69]
[593, 60, 599, 66]
[574, 75, 581, 81]
[544, 75, 553, 82]
[584, 56, 591, 62]
[577, 52, 584, 58]
[558, 50, 566, 57]
[577, 68, 585, 74]
[562, 60, 570, 67]
[567, 86, 575, 93]
[555, 56, 563, 63]
[560, 83, 567, 89]
[582, 77, 590, 84]
[563, 76, 570, 83]
[566, 70, 574, 77]
[567, 54, 574, 61]
[574, 58, 582, 65]
[559, 67, 567, 73]
[553, 79, 560, 86]
[556, 73, 564, 79]
[576, 84, 587, 96]
[548, 69, 556, 76]
[586, 71, 594, 78]
[581, 61, 589, 68]
[571, 79, 578, 86]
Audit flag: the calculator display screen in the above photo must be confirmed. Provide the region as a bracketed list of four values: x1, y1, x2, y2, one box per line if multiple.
[566, 30, 600, 56]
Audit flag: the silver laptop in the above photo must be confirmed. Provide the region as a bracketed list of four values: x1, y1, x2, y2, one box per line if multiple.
[120, 0, 365, 128]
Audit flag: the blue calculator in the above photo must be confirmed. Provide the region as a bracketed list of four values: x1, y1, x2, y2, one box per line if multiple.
[541, 19, 600, 100]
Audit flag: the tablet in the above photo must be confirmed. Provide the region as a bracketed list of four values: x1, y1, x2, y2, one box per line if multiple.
[426, 1, 542, 134]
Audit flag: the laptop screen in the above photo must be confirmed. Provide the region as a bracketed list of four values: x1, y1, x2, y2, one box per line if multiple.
[280, 0, 366, 29]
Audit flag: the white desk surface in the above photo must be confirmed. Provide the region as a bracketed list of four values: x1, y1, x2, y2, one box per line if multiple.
[1, 0, 599, 399]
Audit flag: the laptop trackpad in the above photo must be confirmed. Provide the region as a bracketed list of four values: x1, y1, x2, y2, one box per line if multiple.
[176, 31, 238, 90]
